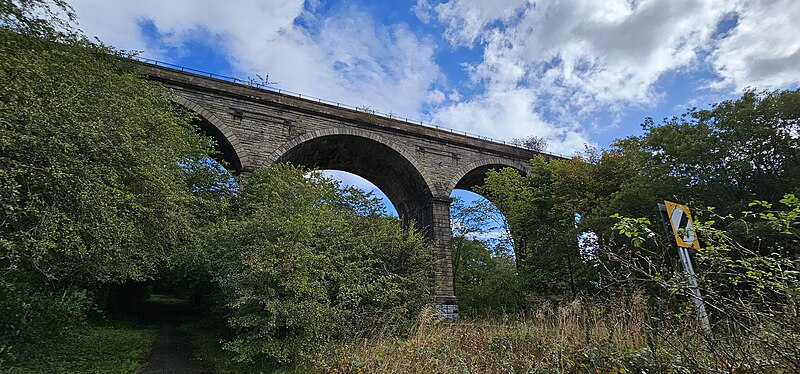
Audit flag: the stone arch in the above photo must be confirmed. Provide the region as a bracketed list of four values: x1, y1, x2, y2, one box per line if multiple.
[176, 97, 252, 172]
[271, 128, 434, 229]
[447, 157, 530, 280]
[270, 128, 433, 187]
[445, 157, 528, 196]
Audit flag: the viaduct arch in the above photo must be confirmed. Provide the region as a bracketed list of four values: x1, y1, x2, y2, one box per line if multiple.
[142, 62, 560, 318]
[178, 97, 249, 172]
[273, 129, 434, 229]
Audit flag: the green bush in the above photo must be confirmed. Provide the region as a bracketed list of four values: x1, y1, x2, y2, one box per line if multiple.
[202, 165, 436, 365]
[0, 0, 219, 361]
[607, 195, 800, 371]
[453, 239, 524, 316]
[0, 276, 92, 364]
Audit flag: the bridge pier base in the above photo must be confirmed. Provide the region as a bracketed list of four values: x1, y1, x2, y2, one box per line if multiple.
[431, 197, 459, 320]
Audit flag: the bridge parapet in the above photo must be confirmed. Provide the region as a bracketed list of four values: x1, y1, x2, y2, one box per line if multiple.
[136, 62, 561, 161]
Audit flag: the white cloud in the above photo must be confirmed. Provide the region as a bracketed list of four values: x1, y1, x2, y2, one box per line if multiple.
[434, 0, 738, 103]
[424, 0, 530, 46]
[414, 0, 766, 153]
[429, 87, 590, 154]
[70, 0, 441, 120]
[711, 0, 800, 90]
[311, 13, 442, 117]
[418, 0, 800, 152]
[447, 89, 462, 102]
[427, 89, 446, 104]
[71, 0, 303, 54]
[427, 0, 734, 104]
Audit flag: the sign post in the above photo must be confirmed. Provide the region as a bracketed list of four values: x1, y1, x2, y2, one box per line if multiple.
[658, 201, 713, 339]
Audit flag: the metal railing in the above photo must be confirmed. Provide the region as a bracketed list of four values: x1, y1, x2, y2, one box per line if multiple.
[133, 56, 571, 159]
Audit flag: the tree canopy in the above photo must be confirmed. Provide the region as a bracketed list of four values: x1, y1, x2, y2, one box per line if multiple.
[0, 0, 228, 359]
[475, 88, 800, 300]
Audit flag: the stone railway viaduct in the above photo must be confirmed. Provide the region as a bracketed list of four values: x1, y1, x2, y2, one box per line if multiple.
[140, 62, 556, 317]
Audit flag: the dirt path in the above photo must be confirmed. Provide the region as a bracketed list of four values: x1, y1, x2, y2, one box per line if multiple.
[138, 302, 212, 374]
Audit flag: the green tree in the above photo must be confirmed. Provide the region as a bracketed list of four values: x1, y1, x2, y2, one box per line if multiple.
[453, 238, 522, 315]
[0, 0, 222, 360]
[201, 165, 435, 365]
[478, 157, 596, 297]
[450, 197, 510, 287]
[586, 89, 800, 232]
[510, 135, 548, 152]
[0, 20, 210, 285]
[449, 197, 521, 314]
[464, 89, 800, 300]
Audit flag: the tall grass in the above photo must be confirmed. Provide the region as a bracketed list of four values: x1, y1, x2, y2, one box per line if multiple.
[299, 294, 798, 373]
[180, 293, 795, 373]
[300, 294, 674, 373]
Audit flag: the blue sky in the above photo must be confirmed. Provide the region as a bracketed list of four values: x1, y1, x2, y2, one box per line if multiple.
[70, 0, 800, 216]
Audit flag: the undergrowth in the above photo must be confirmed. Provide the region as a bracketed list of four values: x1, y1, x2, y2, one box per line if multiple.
[300, 296, 793, 373]
[0, 318, 156, 374]
[183, 294, 793, 373]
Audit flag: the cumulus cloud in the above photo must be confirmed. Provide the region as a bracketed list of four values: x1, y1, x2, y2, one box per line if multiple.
[419, 1, 733, 146]
[418, 0, 530, 46]
[417, 0, 800, 152]
[424, 0, 734, 105]
[711, 0, 800, 90]
[70, 0, 441, 120]
[429, 87, 589, 154]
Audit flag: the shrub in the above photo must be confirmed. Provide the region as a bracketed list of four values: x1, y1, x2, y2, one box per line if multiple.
[1, 0, 218, 360]
[202, 165, 435, 365]
[0, 276, 92, 364]
[606, 195, 800, 371]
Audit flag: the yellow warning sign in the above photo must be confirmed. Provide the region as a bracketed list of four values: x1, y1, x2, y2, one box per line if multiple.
[664, 201, 700, 249]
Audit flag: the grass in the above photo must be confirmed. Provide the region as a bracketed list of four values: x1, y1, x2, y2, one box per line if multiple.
[1, 318, 157, 374]
[176, 295, 798, 373]
[146, 292, 191, 305]
[179, 295, 675, 373]
[301, 298, 666, 373]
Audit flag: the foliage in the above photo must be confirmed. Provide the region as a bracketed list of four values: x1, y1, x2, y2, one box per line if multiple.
[477, 157, 597, 297]
[0, 0, 223, 361]
[0, 27, 212, 284]
[640, 89, 800, 214]
[0, 279, 94, 364]
[450, 197, 511, 275]
[0, 318, 157, 373]
[510, 135, 548, 152]
[592, 88, 800, 246]
[200, 164, 436, 366]
[472, 89, 800, 301]
[454, 239, 523, 316]
[449, 197, 522, 315]
[0, 0, 77, 40]
[606, 196, 800, 371]
[442, 89, 799, 370]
